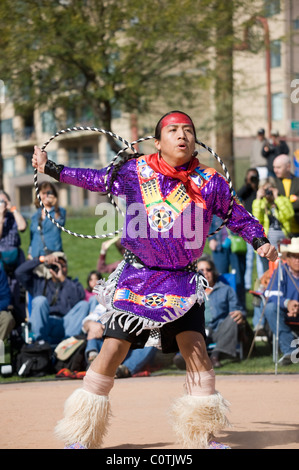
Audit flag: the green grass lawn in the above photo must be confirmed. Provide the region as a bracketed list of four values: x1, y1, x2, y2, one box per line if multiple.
[1, 213, 298, 383]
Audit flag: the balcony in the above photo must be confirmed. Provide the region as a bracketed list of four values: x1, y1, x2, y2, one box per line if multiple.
[14, 127, 36, 147]
[68, 151, 100, 168]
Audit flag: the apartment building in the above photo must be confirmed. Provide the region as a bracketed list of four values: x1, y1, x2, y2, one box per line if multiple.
[234, 0, 299, 163]
[1, 99, 133, 215]
[1, 0, 298, 214]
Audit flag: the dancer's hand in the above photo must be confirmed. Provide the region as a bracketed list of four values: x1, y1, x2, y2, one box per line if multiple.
[32, 146, 48, 173]
[257, 243, 278, 262]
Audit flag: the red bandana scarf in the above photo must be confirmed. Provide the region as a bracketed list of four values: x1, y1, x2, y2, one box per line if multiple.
[145, 153, 207, 209]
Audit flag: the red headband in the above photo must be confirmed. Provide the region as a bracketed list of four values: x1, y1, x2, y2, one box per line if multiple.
[160, 112, 194, 129]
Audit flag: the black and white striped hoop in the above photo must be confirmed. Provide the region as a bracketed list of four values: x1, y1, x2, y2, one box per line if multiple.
[34, 126, 136, 240]
[34, 128, 234, 239]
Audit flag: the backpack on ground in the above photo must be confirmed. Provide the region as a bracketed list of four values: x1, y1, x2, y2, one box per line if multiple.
[16, 341, 53, 377]
[53, 335, 87, 373]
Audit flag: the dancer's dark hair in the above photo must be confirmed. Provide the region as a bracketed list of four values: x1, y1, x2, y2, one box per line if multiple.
[106, 111, 195, 193]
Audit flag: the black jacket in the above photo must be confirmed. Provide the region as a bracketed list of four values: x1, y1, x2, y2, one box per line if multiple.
[262, 140, 289, 173]
[15, 258, 85, 316]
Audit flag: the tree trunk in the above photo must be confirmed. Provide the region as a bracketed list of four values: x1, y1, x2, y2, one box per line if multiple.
[214, 1, 235, 186]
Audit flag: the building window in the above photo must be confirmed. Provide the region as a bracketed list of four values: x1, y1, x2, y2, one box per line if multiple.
[294, 18, 299, 30]
[41, 110, 57, 133]
[2, 118, 14, 136]
[3, 157, 15, 176]
[272, 92, 283, 121]
[270, 40, 281, 68]
[264, 0, 280, 17]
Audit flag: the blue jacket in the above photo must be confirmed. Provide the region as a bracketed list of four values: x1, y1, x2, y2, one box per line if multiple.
[205, 279, 245, 331]
[0, 265, 11, 310]
[265, 263, 299, 312]
[28, 207, 66, 258]
[15, 258, 85, 316]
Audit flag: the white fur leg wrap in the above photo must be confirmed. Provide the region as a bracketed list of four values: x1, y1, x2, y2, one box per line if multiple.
[54, 388, 111, 449]
[169, 392, 230, 449]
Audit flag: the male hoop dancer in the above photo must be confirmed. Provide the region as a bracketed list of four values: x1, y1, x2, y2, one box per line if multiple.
[32, 111, 277, 449]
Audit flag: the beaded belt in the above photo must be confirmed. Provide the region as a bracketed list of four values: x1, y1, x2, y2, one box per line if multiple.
[124, 249, 198, 273]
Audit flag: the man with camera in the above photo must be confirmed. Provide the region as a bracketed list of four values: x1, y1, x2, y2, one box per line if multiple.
[262, 130, 289, 178]
[252, 180, 294, 249]
[15, 252, 91, 346]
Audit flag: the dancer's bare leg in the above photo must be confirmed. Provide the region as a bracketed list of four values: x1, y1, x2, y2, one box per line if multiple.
[176, 330, 212, 372]
[90, 336, 132, 377]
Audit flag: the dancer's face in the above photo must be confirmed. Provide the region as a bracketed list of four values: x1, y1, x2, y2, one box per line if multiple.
[155, 123, 196, 167]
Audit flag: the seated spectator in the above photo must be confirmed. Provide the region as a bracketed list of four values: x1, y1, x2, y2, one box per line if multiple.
[0, 190, 27, 326]
[85, 270, 102, 302]
[28, 182, 66, 258]
[15, 252, 90, 346]
[173, 256, 253, 370]
[197, 257, 253, 368]
[0, 263, 15, 342]
[82, 303, 157, 377]
[252, 179, 294, 249]
[97, 236, 125, 274]
[262, 238, 299, 365]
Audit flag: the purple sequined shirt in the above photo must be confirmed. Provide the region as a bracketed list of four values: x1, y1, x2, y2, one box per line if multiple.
[60, 155, 265, 328]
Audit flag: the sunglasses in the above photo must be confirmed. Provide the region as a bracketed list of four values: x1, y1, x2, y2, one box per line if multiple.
[199, 267, 212, 272]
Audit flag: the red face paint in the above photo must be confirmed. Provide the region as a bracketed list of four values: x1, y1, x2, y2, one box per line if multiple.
[160, 112, 194, 129]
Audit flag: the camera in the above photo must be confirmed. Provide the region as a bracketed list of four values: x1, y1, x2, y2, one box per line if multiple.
[45, 263, 60, 273]
[250, 176, 259, 185]
[46, 190, 54, 196]
[265, 188, 273, 197]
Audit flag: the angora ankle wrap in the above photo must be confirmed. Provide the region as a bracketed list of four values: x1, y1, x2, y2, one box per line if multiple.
[55, 388, 111, 449]
[185, 369, 215, 396]
[169, 392, 230, 449]
[83, 368, 114, 396]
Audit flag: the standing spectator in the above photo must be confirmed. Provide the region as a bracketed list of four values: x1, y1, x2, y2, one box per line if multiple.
[262, 130, 289, 178]
[28, 182, 66, 258]
[250, 128, 269, 180]
[273, 154, 299, 237]
[208, 215, 246, 310]
[237, 169, 267, 289]
[0, 190, 27, 264]
[252, 179, 294, 249]
[0, 190, 27, 326]
[15, 252, 89, 346]
[237, 168, 259, 214]
[0, 263, 14, 342]
[252, 178, 294, 248]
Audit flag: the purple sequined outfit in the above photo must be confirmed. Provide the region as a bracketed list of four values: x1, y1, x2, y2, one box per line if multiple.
[60, 154, 265, 334]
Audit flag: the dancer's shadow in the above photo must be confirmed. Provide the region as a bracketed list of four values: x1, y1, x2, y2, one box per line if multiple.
[224, 422, 299, 449]
[104, 442, 173, 450]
